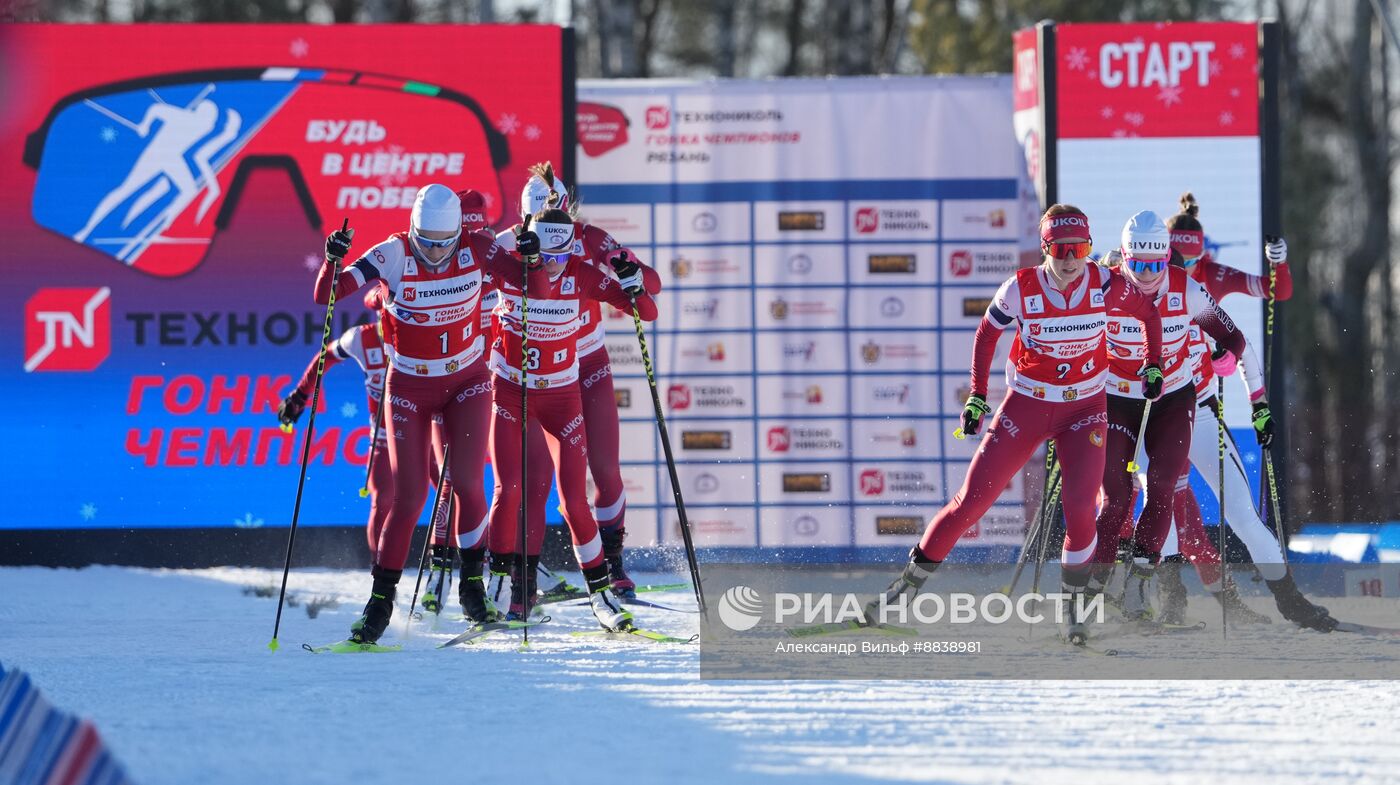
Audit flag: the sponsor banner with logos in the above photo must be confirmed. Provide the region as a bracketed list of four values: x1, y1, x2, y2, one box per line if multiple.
[759, 506, 852, 547]
[611, 377, 655, 423]
[658, 462, 759, 506]
[579, 76, 1035, 550]
[577, 203, 652, 246]
[753, 375, 848, 416]
[660, 508, 758, 548]
[8, 24, 568, 530]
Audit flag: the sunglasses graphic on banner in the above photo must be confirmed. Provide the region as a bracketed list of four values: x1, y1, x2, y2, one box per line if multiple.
[24, 67, 511, 277]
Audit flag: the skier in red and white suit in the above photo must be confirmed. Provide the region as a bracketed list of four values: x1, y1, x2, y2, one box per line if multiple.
[869, 205, 1165, 640]
[485, 201, 658, 631]
[276, 285, 454, 568]
[1155, 193, 1334, 630]
[498, 163, 663, 598]
[313, 184, 537, 645]
[1089, 210, 1248, 623]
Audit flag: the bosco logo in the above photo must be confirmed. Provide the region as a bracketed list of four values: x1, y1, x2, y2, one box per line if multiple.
[859, 469, 886, 496]
[668, 384, 692, 410]
[766, 427, 791, 453]
[645, 105, 671, 129]
[949, 250, 973, 277]
[854, 207, 879, 234]
[24, 287, 112, 372]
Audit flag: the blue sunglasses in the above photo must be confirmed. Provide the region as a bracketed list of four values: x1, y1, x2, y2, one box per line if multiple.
[1124, 252, 1168, 274]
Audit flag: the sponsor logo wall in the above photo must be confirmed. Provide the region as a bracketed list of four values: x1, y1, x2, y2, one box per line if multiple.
[5, 25, 568, 530]
[579, 77, 1035, 549]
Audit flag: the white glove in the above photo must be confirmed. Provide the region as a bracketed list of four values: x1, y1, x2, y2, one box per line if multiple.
[1265, 237, 1287, 265]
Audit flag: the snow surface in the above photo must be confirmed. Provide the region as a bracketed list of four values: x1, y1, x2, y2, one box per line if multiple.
[3, 566, 1400, 785]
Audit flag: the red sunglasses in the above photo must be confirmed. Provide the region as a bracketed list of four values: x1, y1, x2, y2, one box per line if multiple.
[1044, 240, 1093, 260]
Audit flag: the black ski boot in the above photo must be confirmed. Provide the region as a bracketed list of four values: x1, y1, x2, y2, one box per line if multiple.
[1061, 584, 1095, 645]
[1156, 556, 1189, 626]
[1212, 580, 1272, 625]
[486, 552, 514, 621]
[1120, 561, 1156, 622]
[421, 545, 455, 615]
[1267, 574, 1338, 631]
[601, 526, 635, 599]
[349, 566, 401, 644]
[863, 548, 938, 626]
[506, 555, 539, 622]
[457, 548, 497, 624]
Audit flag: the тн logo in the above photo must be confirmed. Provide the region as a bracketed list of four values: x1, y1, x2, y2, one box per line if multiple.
[24, 287, 112, 372]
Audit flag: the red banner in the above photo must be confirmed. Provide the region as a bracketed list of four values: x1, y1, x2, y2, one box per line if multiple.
[1056, 22, 1258, 139]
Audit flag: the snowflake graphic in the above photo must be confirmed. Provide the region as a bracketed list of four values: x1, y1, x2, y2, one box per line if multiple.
[1219, 111, 1234, 127]
[1100, 106, 1115, 119]
[1209, 60, 1223, 78]
[1112, 129, 1128, 139]
[1123, 112, 1145, 127]
[303, 254, 321, 272]
[1087, 70, 1098, 81]
[341, 401, 359, 418]
[1064, 47, 1090, 71]
[1230, 88, 1241, 98]
[497, 113, 521, 135]
[1229, 43, 1247, 60]
[375, 143, 409, 187]
[1156, 85, 1184, 108]
[80, 503, 97, 521]
[524, 124, 541, 141]
[290, 38, 310, 58]
[99, 126, 117, 143]
[234, 513, 265, 529]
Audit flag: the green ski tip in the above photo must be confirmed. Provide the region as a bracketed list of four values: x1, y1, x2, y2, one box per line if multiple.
[268, 638, 280, 652]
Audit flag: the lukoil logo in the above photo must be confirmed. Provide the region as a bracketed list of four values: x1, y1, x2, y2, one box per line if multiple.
[24, 287, 112, 372]
[718, 586, 764, 631]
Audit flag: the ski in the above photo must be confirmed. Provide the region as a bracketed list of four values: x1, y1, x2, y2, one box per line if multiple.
[437, 617, 551, 649]
[636, 582, 690, 594]
[1332, 621, 1400, 636]
[784, 620, 919, 638]
[550, 595, 697, 614]
[302, 640, 404, 654]
[570, 627, 697, 644]
[1018, 635, 1119, 656]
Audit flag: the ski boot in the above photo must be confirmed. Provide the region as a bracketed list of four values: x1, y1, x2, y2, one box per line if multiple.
[506, 555, 540, 622]
[349, 567, 401, 644]
[1120, 561, 1156, 623]
[537, 563, 587, 603]
[1212, 580, 1273, 626]
[1061, 585, 1095, 645]
[601, 526, 636, 598]
[457, 549, 498, 624]
[1267, 574, 1338, 632]
[1156, 556, 1189, 626]
[420, 545, 455, 615]
[486, 553, 513, 622]
[862, 549, 938, 626]
[584, 562, 634, 631]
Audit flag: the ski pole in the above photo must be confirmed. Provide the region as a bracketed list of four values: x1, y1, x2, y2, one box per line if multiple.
[1264, 450, 1289, 565]
[518, 216, 534, 645]
[359, 391, 386, 498]
[1263, 246, 1289, 559]
[1028, 453, 1063, 631]
[624, 258, 706, 616]
[270, 219, 352, 652]
[1005, 445, 1059, 596]
[1216, 377, 1229, 640]
[1126, 401, 1152, 473]
[407, 445, 452, 628]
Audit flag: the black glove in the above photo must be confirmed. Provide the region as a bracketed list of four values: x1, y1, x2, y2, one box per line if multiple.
[325, 228, 352, 263]
[1252, 401, 1275, 448]
[278, 390, 308, 427]
[516, 215, 541, 261]
[609, 251, 644, 295]
[960, 394, 991, 436]
[1142, 363, 1164, 400]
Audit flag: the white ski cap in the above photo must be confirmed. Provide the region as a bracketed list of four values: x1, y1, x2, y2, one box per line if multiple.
[1121, 210, 1170, 257]
[411, 184, 461, 234]
[520, 174, 569, 218]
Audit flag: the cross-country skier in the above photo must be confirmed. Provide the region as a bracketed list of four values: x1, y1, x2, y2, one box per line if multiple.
[869, 205, 1165, 642]
[1088, 210, 1249, 623]
[495, 163, 664, 599]
[1158, 193, 1336, 630]
[312, 184, 538, 646]
[484, 197, 658, 631]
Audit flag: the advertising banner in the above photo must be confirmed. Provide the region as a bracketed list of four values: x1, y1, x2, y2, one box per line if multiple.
[577, 76, 1039, 551]
[4, 24, 569, 531]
